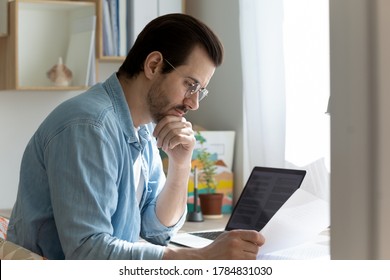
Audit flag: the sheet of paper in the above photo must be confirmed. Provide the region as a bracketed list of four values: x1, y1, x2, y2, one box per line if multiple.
[258, 230, 330, 260]
[286, 158, 330, 201]
[257, 188, 330, 257]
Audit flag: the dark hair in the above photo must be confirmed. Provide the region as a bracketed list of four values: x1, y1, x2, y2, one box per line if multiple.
[118, 13, 224, 78]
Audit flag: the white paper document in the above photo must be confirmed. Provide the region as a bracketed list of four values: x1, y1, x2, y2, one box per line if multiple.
[257, 188, 330, 259]
[258, 231, 330, 260]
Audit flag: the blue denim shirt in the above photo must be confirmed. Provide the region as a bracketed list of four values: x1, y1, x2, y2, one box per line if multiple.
[7, 73, 186, 259]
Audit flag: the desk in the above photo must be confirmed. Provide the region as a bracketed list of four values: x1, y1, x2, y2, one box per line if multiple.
[178, 215, 330, 259]
[179, 215, 230, 233]
[168, 215, 229, 248]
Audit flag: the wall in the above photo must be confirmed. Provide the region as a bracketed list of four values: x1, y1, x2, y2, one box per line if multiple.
[185, 0, 247, 203]
[0, 62, 120, 209]
[330, 0, 390, 259]
[375, 0, 390, 259]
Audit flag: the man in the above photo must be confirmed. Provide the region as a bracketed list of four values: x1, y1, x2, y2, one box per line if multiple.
[7, 13, 264, 259]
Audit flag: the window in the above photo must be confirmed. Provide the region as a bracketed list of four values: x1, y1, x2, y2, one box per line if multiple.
[283, 0, 330, 170]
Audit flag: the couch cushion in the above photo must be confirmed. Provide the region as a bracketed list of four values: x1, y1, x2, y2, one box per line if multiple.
[0, 216, 45, 259]
[0, 238, 45, 260]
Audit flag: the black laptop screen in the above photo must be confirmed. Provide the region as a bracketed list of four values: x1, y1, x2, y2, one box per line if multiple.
[225, 166, 306, 231]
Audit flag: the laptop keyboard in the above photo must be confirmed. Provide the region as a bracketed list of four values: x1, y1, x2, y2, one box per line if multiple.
[189, 231, 223, 240]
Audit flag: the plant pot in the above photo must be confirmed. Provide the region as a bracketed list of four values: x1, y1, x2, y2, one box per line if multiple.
[198, 193, 223, 219]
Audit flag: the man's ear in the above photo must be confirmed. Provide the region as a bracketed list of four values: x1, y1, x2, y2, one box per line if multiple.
[144, 51, 163, 79]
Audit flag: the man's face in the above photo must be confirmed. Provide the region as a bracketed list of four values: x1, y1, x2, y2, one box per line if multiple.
[147, 46, 216, 124]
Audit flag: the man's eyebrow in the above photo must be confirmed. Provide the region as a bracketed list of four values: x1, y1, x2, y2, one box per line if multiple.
[186, 75, 200, 85]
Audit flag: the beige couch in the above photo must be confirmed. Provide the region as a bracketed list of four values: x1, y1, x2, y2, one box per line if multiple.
[0, 216, 45, 260]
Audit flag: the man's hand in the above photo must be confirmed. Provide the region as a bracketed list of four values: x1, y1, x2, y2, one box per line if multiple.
[198, 230, 265, 259]
[153, 115, 195, 167]
[163, 230, 265, 260]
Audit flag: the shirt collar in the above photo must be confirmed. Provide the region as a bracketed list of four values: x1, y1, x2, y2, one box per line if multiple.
[102, 73, 152, 145]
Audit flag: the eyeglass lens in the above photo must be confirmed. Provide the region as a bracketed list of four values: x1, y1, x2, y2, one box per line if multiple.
[186, 84, 208, 101]
[165, 59, 208, 101]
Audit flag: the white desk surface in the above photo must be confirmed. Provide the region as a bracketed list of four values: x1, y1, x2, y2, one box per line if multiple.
[179, 215, 230, 233]
[178, 214, 330, 260]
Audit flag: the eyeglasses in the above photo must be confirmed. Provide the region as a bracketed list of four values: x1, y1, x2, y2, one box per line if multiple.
[164, 59, 209, 101]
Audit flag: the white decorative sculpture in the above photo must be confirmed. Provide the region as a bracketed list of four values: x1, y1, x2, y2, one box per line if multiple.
[46, 57, 72, 87]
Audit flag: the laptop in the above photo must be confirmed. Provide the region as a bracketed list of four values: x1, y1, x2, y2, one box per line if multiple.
[170, 166, 307, 248]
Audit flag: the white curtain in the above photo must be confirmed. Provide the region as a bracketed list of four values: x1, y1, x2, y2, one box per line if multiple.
[239, 0, 330, 200]
[240, 0, 287, 181]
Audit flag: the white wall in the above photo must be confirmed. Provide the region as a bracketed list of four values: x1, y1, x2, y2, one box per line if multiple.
[0, 62, 120, 209]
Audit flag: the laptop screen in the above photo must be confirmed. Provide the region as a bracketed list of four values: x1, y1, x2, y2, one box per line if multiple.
[225, 166, 306, 231]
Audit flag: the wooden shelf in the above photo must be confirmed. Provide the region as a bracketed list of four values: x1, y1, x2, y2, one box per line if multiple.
[0, 0, 184, 91]
[93, 0, 184, 62]
[98, 56, 126, 63]
[92, 0, 125, 62]
[0, 0, 96, 91]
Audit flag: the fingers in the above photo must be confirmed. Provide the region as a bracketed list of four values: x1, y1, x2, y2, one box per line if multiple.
[235, 229, 265, 247]
[153, 115, 186, 137]
[200, 230, 265, 260]
[224, 230, 264, 257]
[153, 116, 194, 151]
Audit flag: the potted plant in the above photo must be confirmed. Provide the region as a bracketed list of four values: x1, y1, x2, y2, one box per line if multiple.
[194, 131, 224, 218]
